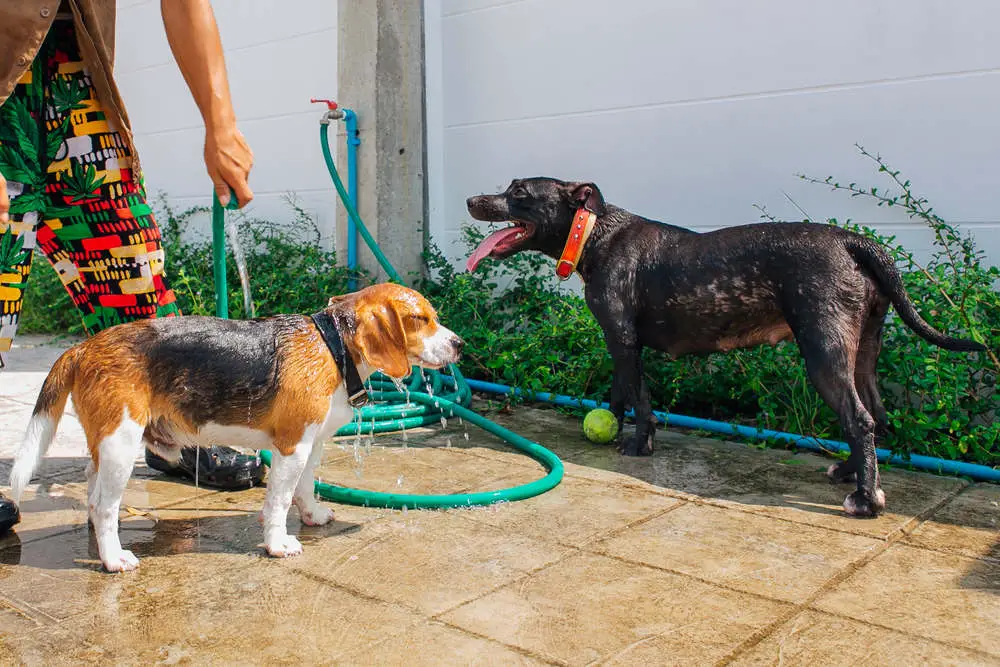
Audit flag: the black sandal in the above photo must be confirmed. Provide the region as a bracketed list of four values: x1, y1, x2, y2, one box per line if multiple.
[145, 445, 264, 490]
[0, 493, 20, 534]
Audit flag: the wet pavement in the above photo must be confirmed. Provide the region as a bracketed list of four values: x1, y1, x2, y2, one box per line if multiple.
[1, 335, 999, 665]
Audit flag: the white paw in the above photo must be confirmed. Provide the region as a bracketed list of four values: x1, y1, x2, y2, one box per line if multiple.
[102, 549, 140, 573]
[264, 535, 303, 558]
[295, 499, 335, 526]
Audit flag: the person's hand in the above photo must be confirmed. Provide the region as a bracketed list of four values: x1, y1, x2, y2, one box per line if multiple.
[205, 124, 253, 208]
[0, 171, 9, 224]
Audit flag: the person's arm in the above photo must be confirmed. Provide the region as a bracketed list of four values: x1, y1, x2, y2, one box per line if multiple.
[161, 0, 253, 207]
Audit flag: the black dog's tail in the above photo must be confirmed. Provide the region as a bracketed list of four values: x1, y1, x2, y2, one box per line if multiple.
[846, 239, 986, 352]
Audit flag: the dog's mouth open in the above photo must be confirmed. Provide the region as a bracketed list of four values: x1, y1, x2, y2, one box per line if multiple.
[465, 222, 535, 272]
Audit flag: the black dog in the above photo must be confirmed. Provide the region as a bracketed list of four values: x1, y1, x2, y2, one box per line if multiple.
[466, 177, 985, 517]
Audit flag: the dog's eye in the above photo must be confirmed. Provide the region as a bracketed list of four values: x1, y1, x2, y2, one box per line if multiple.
[408, 314, 430, 325]
[511, 186, 529, 199]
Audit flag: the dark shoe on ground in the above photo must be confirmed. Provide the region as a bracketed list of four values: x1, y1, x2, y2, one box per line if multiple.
[0, 493, 20, 534]
[145, 446, 264, 490]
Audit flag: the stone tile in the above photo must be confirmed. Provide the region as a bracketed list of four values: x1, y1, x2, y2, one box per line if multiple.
[596, 502, 880, 603]
[0, 529, 238, 628]
[564, 436, 783, 498]
[3, 557, 423, 664]
[287, 511, 573, 616]
[708, 454, 968, 538]
[155, 486, 389, 557]
[0, 455, 89, 484]
[907, 484, 1000, 562]
[733, 609, 997, 666]
[471, 403, 593, 461]
[338, 621, 548, 666]
[314, 443, 541, 499]
[396, 428, 555, 472]
[0, 480, 89, 549]
[457, 475, 680, 547]
[0, 599, 42, 641]
[316, 445, 476, 496]
[442, 552, 789, 665]
[813, 543, 1000, 656]
[0, 624, 92, 665]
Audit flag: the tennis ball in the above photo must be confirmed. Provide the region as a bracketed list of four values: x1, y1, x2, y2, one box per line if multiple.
[583, 408, 619, 444]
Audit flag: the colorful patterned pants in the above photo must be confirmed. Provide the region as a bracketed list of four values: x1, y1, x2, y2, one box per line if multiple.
[0, 19, 180, 368]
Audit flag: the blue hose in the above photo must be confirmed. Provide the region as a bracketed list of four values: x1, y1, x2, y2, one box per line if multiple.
[342, 108, 359, 279]
[448, 377, 1000, 483]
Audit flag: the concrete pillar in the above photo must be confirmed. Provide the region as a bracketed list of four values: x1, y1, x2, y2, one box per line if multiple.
[336, 0, 427, 285]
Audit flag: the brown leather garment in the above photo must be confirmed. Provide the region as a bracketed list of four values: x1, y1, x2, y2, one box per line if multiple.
[0, 0, 141, 177]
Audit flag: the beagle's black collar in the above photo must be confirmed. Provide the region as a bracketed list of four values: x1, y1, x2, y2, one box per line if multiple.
[310, 311, 369, 408]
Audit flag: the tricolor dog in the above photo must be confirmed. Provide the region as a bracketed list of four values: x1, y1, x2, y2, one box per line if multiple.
[8, 283, 463, 572]
[467, 177, 985, 518]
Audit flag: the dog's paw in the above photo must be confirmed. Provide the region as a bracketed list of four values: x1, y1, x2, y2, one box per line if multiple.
[295, 499, 335, 526]
[102, 549, 140, 573]
[264, 535, 303, 558]
[843, 489, 886, 517]
[826, 461, 857, 483]
[617, 435, 653, 457]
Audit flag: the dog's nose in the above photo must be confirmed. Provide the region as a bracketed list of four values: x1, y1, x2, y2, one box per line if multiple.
[451, 336, 464, 354]
[466, 196, 479, 211]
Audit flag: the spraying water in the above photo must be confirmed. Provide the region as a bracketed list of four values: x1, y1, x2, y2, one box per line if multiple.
[224, 216, 256, 318]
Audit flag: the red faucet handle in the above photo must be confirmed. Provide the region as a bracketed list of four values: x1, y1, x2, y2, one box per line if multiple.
[310, 98, 339, 111]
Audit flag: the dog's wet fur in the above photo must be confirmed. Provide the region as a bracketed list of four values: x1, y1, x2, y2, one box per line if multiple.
[467, 177, 986, 517]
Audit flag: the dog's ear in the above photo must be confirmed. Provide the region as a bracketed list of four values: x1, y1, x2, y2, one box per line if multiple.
[355, 302, 412, 380]
[562, 182, 606, 216]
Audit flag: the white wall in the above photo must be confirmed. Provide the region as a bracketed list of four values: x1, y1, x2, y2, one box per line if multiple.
[426, 0, 1000, 273]
[114, 0, 1000, 272]
[115, 0, 339, 242]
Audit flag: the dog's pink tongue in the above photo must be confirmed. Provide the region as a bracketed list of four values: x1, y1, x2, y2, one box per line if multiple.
[465, 226, 521, 272]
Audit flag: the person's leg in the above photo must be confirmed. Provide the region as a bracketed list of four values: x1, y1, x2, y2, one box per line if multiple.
[45, 21, 261, 490]
[0, 36, 49, 372]
[0, 35, 56, 533]
[37, 20, 180, 333]
[0, 22, 260, 509]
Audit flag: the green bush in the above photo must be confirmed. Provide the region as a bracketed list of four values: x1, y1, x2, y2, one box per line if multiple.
[419, 146, 1000, 466]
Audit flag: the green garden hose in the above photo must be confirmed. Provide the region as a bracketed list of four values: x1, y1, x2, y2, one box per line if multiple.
[208, 121, 564, 509]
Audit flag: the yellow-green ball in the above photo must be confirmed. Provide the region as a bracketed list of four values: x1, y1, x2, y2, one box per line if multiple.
[583, 408, 619, 444]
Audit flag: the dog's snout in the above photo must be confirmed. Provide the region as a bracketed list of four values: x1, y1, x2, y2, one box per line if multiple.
[451, 336, 464, 354]
[466, 196, 481, 212]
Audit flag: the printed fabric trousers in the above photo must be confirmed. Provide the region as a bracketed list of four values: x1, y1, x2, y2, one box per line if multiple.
[0, 18, 179, 369]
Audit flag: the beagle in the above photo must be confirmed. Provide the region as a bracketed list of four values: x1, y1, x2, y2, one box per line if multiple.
[8, 284, 463, 572]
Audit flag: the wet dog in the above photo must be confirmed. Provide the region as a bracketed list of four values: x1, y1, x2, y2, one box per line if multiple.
[466, 177, 984, 517]
[8, 283, 463, 571]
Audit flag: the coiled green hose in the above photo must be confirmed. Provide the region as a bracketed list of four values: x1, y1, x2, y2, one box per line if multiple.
[209, 122, 564, 509]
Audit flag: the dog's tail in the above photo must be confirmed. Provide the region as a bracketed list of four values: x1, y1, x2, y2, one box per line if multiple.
[9, 347, 80, 502]
[846, 238, 986, 353]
